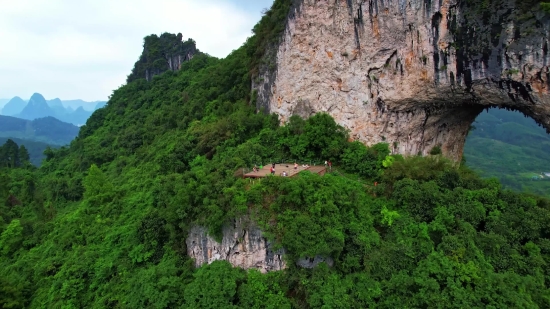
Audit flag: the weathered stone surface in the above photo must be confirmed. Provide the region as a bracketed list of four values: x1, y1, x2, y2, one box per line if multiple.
[255, 0, 550, 160]
[127, 33, 198, 83]
[186, 218, 336, 272]
[186, 218, 286, 273]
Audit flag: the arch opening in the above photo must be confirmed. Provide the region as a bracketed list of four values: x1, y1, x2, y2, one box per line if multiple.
[464, 106, 550, 197]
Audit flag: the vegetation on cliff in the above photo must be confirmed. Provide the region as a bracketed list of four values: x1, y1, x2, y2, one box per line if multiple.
[127, 33, 199, 83]
[1, 0, 550, 307]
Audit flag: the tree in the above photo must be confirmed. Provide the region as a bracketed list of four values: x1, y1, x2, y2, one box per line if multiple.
[82, 164, 114, 207]
[0, 219, 23, 256]
[184, 261, 244, 308]
[0, 139, 20, 168]
[18, 145, 30, 165]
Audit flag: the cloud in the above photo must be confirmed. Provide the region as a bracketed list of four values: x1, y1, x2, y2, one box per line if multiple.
[0, 0, 274, 101]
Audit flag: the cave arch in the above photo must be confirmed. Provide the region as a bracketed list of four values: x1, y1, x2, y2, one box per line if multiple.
[254, 0, 550, 161]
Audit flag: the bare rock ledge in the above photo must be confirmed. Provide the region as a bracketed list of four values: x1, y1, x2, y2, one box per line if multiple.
[186, 218, 334, 272]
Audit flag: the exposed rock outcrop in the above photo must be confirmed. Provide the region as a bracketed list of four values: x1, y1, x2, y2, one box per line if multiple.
[127, 33, 198, 83]
[186, 218, 337, 272]
[186, 218, 286, 273]
[255, 0, 550, 160]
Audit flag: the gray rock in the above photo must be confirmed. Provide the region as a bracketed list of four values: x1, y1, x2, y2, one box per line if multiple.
[186, 218, 286, 273]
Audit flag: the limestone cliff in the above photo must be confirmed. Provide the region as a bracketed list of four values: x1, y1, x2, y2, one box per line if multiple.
[127, 33, 198, 83]
[186, 218, 335, 272]
[186, 218, 286, 273]
[254, 0, 550, 160]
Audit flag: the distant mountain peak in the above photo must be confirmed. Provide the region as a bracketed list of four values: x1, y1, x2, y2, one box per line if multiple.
[3, 94, 100, 125]
[17, 93, 55, 120]
[27, 93, 50, 109]
[48, 98, 63, 107]
[29, 93, 47, 102]
[2, 96, 27, 116]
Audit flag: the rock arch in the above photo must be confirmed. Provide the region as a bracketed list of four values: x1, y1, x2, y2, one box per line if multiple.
[254, 0, 550, 161]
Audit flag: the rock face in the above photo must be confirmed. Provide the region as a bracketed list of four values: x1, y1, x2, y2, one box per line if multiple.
[254, 0, 550, 160]
[186, 219, 286, 273]
[127, 33, 198, 83]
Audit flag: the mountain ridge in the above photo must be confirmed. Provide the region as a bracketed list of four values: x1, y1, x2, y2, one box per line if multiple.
[1, 93, 105, 126]
[0, 114, 80, 145]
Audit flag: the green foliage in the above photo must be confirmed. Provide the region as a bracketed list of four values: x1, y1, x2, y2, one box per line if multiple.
[18, 145, 29, 164]
[82, 164, 116, 213]
[543, 2, 550, 13]
[127, 33, 199, 83]
[238, 270, 291, 309]
[184, 261, 244, 308]
[0, 219, 23, 256]
[0, 137, 55, 166]
[382, 155, 394, 168]
[430, 145, 442, 155]
[0, 139, 20, 168]
[248, 0, 293, 76]
[380, 205, 400, 226]
[341, 141, 389, 179]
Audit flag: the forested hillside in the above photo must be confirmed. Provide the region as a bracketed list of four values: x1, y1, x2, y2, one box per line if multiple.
[2, 1, 550, 307]
[464, 108, 550, 197]
[0, 115, 79, 145]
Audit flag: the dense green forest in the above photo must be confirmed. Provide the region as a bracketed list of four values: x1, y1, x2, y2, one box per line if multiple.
[464, 108, 550, 197]
[2, 1, 550, 307]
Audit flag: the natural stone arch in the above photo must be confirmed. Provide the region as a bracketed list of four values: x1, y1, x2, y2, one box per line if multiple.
[254, 0, 550, 161]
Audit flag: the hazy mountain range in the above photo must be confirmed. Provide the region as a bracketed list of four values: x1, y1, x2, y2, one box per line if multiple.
[0, 93, 106, 126]
[0, 115, 80, 146]
[0, 94, 105, 162]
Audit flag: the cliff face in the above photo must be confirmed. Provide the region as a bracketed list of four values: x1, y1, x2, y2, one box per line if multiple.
[255, 0, 550, 160]
[127, 33, 198, 83]
[186, 218, 336, 272]
[186, 218, 286, 273]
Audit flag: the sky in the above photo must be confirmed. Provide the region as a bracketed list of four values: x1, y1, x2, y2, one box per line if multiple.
[0, 0, 274, 102]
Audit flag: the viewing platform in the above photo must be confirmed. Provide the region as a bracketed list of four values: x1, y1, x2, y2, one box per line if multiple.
[243, 163, 327, 179]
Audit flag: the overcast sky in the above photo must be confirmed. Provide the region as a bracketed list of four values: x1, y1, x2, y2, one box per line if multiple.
[0, 0, 274, 101]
